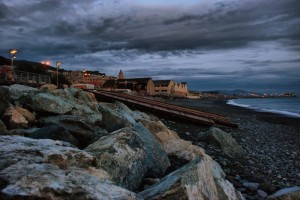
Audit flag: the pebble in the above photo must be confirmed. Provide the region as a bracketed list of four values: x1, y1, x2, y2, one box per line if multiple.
[164, 99, 300, 196]
[257, 190, 268, 198]
[243, 182, 260, 191]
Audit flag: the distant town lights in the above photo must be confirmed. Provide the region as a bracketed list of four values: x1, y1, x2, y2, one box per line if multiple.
[41, 61, 50, 65]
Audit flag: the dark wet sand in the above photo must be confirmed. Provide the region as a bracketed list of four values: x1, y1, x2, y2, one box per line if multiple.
[161, 99, 300, 191]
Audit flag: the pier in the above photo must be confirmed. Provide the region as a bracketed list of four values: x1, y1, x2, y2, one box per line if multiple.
[90, 90, 238, 128]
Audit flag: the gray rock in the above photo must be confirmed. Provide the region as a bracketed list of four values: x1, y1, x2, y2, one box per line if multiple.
[29, 125, 77, 145]
[138, 157, 244, 200]
[133, 122, 170, 177]
[198, 127, 245, 157]
[0, 136, 136, 200]
[243, 182, 259, 191]
[85, 127, 147, 190]
[39, 115, 98, 148]
[32, 92, 73, 114]
[97, 103, 134, 132]
[269, 186, 300, 200]
[74, 89, 98, 104]
[4, 128, 39, 136]
[85, 124, 170, 191]
[8, 84, 39, 101]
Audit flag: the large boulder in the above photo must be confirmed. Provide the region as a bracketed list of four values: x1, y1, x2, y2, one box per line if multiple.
[0, 136, 136, 200]
[28, 125, 77, 145]
[74, 89, 98, 104]
[138, 157, 244, 200]
[97, 102, 135, 132]
[269, 186, 300, 200]
[85, 124, 170, 191]
[198, 127, 245, 157]
[8, 85, 41, 109]
[40, 83, 57, 91]
[133, 123, 170, 177]
[39, 115, 99, 148]
[136, 115, 245, 200]
[2, 106, 28, 129]
[163, 138, 206, 161]
[139, 118, 205, 160]
[8, 84, 40, 101]
[139, 119, 180, 144]
[0, 86, 10, 116]
[49, 89, 102, 124]
[85, 127, 146, 190]
[14, 106, 36, 124]
[32, 92, 74, 114]
[1, 127, 39, 136]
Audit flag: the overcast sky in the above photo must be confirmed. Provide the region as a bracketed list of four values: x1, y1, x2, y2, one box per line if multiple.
[1, 0, 300, 93]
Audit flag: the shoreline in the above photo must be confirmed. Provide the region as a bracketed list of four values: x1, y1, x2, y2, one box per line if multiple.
[163, 98, 300, 192]
[227, 98, 300, 119]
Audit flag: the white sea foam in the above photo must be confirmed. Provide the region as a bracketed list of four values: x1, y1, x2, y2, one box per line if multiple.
[227, 99, 300, 118]
[227, 99, 251, 108]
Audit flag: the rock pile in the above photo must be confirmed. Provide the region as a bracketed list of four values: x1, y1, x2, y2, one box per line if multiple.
[1, 84, 292, 199]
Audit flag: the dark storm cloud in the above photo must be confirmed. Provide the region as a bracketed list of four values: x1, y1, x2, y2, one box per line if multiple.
[1, 0, 300, 93]
[1, 0, 300, 54]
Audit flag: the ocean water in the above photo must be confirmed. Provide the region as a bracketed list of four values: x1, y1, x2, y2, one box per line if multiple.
[227, 97, 300, 118]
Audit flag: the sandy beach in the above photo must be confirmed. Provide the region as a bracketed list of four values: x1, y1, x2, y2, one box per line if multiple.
[161, 99, 300, 194]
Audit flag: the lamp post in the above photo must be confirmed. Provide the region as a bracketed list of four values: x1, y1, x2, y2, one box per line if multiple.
[9, 49, 18, 68]
[56, 61, 61, 87]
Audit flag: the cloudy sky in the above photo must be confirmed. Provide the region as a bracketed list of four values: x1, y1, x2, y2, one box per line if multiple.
[1, 0, 300, 93]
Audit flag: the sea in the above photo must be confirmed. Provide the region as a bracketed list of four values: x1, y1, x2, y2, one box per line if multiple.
[227, 97, 300, 118]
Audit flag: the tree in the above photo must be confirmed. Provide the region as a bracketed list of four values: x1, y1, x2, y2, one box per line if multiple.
[51, 74, 71, 86]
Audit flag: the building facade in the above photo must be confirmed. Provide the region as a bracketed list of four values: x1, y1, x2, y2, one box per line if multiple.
[153, 80, 175, 96]
[154, 80, 188, 97]
[173, 82, 188, 97]
[102, 78, 155, 95]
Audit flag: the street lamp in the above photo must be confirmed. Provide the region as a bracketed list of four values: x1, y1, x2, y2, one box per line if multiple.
[9, 49, 18, 68]
[56, 61, 61, 87]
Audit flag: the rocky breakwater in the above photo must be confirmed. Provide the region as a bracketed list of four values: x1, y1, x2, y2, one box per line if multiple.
[0, 84, 245, 199]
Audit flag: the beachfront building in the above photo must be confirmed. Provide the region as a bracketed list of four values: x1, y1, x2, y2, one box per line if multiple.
[173, 82, 188, 97]
[102, 78, 155, 95]
[153, 80, 175, 96]
[154, 80, 188, 97]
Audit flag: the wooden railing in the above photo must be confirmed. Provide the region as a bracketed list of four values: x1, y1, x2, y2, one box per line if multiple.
[0, 70, 51, 85]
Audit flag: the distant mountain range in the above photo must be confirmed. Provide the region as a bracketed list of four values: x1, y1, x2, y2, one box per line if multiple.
[202, 89, 263, 96]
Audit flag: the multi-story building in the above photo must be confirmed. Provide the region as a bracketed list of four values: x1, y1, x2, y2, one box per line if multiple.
[102, 78, 155, 95]
[153, 80, 175, 96]
[173, 82, 188, 97]
[154, 80, 188, 97]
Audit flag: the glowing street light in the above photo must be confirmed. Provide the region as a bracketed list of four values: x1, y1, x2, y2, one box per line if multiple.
[9, 49, 18, 68]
